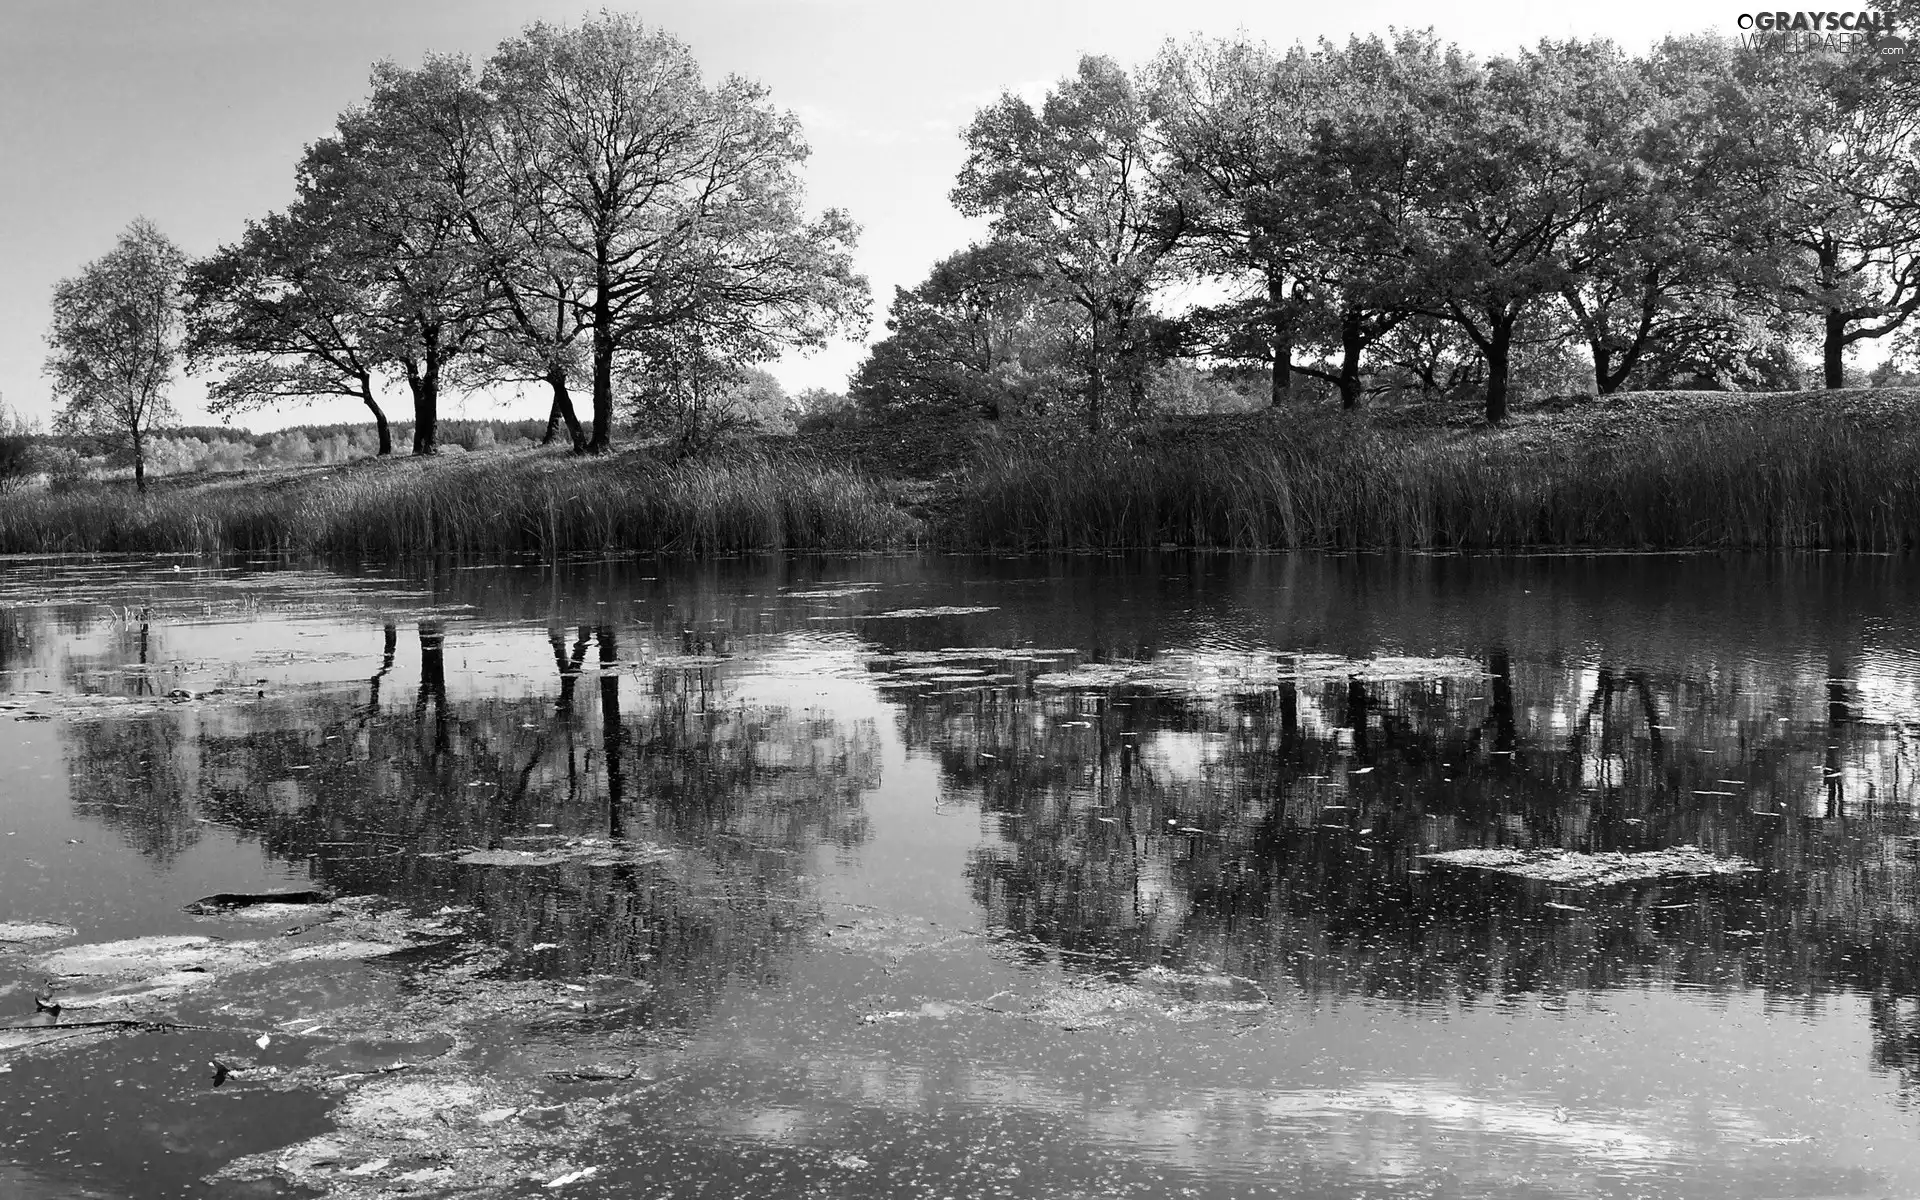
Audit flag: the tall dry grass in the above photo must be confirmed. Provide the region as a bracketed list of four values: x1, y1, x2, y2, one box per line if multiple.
[4, 408, 1915, 557]
[948, 412, 1920, 550]
[0, 449, 922, 557]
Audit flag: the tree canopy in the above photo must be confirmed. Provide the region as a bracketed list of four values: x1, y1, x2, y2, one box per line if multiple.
[44, 218, 187, 490]
[175, 13, 864, 457]
[860, 30, 1920, 426]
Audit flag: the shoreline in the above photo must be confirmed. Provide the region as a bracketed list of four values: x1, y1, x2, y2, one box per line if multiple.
[4, 387, 1917, 557]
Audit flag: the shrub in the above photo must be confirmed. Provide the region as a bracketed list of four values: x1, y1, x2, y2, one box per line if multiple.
[0, 433, 33, 491]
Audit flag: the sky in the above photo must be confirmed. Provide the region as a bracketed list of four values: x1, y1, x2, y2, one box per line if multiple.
[0, 0, 1741, 434]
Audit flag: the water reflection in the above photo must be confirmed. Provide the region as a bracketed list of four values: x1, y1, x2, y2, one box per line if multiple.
[8, 553, 1920, 1195]
[933, 645, 1920, 1004]
[27, 560, 1920, 1007]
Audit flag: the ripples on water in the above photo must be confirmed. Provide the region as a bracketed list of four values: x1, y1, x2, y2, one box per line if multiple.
[0, 553, 1916, 1198]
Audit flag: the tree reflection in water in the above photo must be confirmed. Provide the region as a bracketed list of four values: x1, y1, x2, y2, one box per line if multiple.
[912, 640, 1920, 1088]
[38, 554, 1920, 1097]
[60, 617, 877, 1031]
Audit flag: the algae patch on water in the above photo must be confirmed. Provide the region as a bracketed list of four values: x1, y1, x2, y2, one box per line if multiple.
[1422, 844, 1757, 886]
[0, 922, 76, 944]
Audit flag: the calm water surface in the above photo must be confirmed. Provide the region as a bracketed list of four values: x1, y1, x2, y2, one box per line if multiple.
[1, 552, 1918, 1199]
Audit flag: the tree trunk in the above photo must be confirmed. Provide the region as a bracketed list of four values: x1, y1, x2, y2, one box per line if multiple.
[554, 626, 589, 717]
[544, 367, 588, 452]
[132, 426, 146, 492]
[1487, 647, 1516, 763]
[367, 623, 397, 712]
[588, 281, 614, 454]
[598, 625, 624, 839]
[1086, 312, 1104, 434]
[1825, 310, 1847, 389]
[1268, 274, 1292, 406]
[1118, 311, 1148, 418]
[1337, 312, 1365, 410]
[1585, 321, 1651, 395]
[1267, 268, 1297, 405]
[1345, 675, 1369, 756]
[360, 386, 392, 456]
[1484, 320, 1513, 424]
[1591, 342, 1614, 397]
[416, 621, 448, 754]
[406, 357, 439, 456]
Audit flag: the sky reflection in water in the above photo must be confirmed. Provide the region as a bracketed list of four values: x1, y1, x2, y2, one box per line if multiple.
[0, 552, 1916, 1198]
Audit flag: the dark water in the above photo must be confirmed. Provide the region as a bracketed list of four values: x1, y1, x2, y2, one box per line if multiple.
[2, 552, 1918, 1198]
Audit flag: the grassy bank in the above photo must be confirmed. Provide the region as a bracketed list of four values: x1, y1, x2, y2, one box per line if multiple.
[3, 388, 1916, 556]
[0, 448, 922, 556]
[952, 404, 1920, 550]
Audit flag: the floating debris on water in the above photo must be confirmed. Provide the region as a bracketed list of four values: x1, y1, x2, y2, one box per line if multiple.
[1422, 845, 1758, 886]
[0, 922, 76, 944]
[436, 838, 678, 868]
[863, 606, 1000, 618]
[182, 889, 336, 916]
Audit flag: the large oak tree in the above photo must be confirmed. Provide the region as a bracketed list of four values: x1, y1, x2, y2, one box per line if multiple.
[482, 14, 866, 453]
[298, 56, 498, 455]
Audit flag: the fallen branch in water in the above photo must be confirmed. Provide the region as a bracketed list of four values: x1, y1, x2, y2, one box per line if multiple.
[543, 1065, 647, 1081]
[0, 1017, 233, 1033]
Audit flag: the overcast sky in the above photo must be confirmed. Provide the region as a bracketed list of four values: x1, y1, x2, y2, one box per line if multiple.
[1, 0, 1737, 433]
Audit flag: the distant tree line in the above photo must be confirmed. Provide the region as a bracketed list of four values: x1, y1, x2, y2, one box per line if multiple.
[857, 30, 1920, 427]
[40, 13, 867, 488]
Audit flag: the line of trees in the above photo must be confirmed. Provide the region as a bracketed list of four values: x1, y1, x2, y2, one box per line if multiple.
[858, 31, 1920, 426]
[42, 13, 867, 486]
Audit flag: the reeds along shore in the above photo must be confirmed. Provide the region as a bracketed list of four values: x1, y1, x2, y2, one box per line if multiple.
[953, 411, 1920, 551]
[0, 451, 919, 557]
[1, 406, 1916, 557]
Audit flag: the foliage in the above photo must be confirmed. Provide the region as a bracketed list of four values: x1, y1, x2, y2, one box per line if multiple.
[1703, 40, 1920, 386]
[850, 242, 1082, 420]
[299, 56, 498, 455]
[954, 56, 1178, 431]
[483, 13, 867, 453]
[184, 207, 397, 454]
[792, 387, 857, 432]
[171, 15, 864, 460]
[0, 396, 37, 492]
[871, 31, 1920, 427]
[1149, 36, 1422, 408]
[628, 340, 794, 456]
[43, 218, 188, 491]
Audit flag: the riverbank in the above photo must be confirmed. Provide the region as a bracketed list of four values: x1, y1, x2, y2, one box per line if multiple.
[3, 388, 1916, 555]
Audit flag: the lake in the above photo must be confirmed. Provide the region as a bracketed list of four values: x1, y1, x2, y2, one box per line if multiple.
[1, 552, 1917, 1199]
